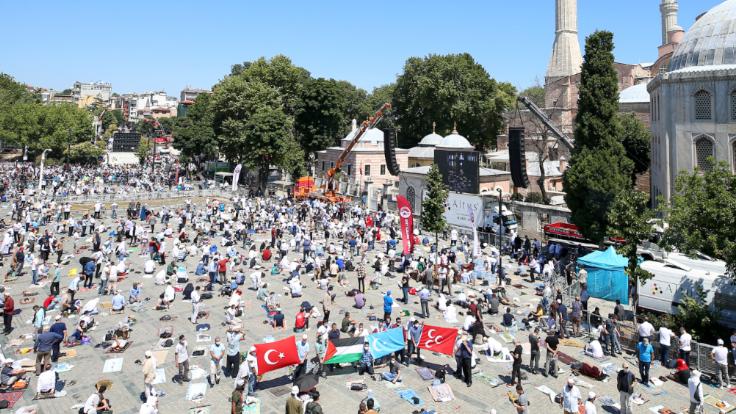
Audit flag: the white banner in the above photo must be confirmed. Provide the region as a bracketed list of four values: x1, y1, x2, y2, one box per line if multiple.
[444, 193, 482, 229]
[232, 164, 242, 192]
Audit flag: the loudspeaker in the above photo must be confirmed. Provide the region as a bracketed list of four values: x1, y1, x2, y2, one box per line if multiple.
[383, 128, 401, 176]
[508, 127, 529, 188]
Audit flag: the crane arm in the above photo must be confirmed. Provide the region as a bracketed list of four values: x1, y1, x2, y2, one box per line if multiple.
[517, 96, 575, 151]
[326, 103, 391, 184]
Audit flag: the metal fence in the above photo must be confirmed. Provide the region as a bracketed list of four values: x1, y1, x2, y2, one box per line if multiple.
[45, 188, 228, 204]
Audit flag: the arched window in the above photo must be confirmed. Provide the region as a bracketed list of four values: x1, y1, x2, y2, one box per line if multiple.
[694, 136, 715, 171]
[694, 90, 712, 120]
[731, 90, 736, 120]
[406, 186, 416, 211]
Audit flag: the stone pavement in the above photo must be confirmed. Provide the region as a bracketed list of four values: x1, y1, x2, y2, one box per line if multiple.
[0, 201, 733, 414]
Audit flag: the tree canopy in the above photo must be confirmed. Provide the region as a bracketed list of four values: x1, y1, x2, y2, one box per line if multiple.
[618, 113, 651, 184]
[563, 31, 633, 242]
[393, 53, 512, 151]
[661, 161, 736, 277]
[519, 85, 545, 108]
[422, 164, 449, 241]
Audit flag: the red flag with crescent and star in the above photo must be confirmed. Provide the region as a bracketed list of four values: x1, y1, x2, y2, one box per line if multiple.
[417, 324, 458, 356]
[254, 336, 300, 375]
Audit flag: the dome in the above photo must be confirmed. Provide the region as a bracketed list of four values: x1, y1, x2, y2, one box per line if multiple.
[341, 127, 383, 144]
[418, 132, 442, 147]
[438, 128, 474, 149]
[669, 0, 736, 72]
[619, 82, 650, 104]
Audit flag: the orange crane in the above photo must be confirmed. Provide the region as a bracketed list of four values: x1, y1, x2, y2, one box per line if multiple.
[294, 103, 392, 202]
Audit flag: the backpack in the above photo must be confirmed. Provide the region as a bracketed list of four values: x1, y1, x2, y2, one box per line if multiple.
[305, 402, 320, 414]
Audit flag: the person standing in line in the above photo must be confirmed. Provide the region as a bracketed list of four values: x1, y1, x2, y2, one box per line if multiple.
[637, 337, 654, 385]
[512, 384, 529, 414]
[142, 350, 157, 400]
[175, 335, 190, 384]
[190, 286, 201, 324]
[508, 338, 523, 386]
[584, 391, 597, 414]
[2, 291, 14, 334]
[710, 338, 731, 389]
[419, 287, 430, 318]
[688, 370, 704, 414]
[458, 334, 473, 387]
[225, 327, 242, 378]
[678, 327, 692, 367]
[657, 325, 674, 367]
[528, 327, 541, 375]
[285, 385, 303, 414]
[560, 377, 581, 414]
[383, 290, 393, 322]
[617, 363, 635, 414]
[209, 336, 225, 387]
[542, 330, 559, 378]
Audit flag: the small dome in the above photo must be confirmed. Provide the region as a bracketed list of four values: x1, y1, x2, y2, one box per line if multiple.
[418, 132, 443, 147]
[438, 127, 473, 149]
[619, 82, 650, 104]
[669, 0, 736, 72]
[341, 127, 383, 144]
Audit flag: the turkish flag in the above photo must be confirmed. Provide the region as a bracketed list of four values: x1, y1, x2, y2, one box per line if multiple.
[417, 324, 458, 356]
[254, 336, 300, 375]
[396, 195, 414, 255]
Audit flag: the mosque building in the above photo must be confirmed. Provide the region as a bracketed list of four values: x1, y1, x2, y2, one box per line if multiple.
[649, 0, 736, 205]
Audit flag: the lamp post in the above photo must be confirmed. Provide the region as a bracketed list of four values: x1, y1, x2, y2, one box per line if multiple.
[497, 188, 504, 279]
[39, 148, 51, 192]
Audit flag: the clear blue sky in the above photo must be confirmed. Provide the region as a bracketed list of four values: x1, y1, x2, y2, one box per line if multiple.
[0, 0, 722, 96]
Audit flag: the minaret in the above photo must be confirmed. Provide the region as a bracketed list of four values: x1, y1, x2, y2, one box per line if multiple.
[546, 0, 583, 79]
[660, 0, 679, 45]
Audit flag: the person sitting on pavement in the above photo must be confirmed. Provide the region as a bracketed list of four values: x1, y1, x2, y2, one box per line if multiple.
[358, 343, 375, 379]
[0, 359, 25, 387]
[584, 336, 605, 359]
[381, 355, 402, 383]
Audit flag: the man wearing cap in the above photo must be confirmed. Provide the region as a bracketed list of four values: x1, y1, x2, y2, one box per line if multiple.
[617, 363, 635, 414]
[710, 338, 730, 389]
[142, 350, 157, 400]
[584, 392, 597, 414]
[285, 385, 303, 414]
[49, 315, 67, 362]
[561, 377, 581, 414]
[0, 359, 23, 387]
[688, 370, 704, 414]
[292, 334, 310, 381]
[139, 395, 158, 414]
[209, 336, 225, 386]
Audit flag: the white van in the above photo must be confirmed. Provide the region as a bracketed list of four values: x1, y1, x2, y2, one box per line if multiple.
[638, 253, 736, 328]
[483, 205, 518, 233]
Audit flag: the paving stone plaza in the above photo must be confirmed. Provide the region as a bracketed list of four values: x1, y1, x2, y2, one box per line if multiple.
[0, 192, 733, 414]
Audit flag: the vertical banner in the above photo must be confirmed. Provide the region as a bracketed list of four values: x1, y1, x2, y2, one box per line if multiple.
[396, 195, 414, 255]
[232, 163, 242, 192]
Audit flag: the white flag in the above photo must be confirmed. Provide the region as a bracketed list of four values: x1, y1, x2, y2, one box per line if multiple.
[232, 164, 242, 192]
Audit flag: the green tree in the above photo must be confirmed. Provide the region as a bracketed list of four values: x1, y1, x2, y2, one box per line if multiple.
[618, 113, 651, 184]
[237, 55, 311, 116]
[422, 164, 449, 248]
[608, 190, 655, 311]
[519, 85, 545, 108]
[573, 31, 622, 152]
[136, 138, 151, 165]
[564, 31, 633, 242]
[295, 78, 352, 157]
[172, 93, 217, 164]
[564, 148, 632, 242]
[64, 141, 104, 164]
[393, 53, 510, 151]
[0, 73, 35, 106]
[365, 83, 396, 132]
[660, 161, 736, 277]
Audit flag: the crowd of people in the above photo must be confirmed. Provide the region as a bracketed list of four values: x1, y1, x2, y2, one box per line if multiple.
[0, 160, 733, 414]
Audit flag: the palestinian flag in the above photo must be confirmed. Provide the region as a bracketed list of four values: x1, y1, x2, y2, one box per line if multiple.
[323, 337, 364, 364]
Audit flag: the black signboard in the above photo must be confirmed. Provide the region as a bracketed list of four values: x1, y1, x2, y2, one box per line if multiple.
[111, 132, 141, 152]
[433, 149, 480, 194]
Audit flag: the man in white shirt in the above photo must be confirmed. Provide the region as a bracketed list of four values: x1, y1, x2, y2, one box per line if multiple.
[711, 339, 731, 389]
[584, 338, 604, 359]
[583, 391, 597, 414]
[678, 327, 692, 367]
[637, 316, 655, 342]
[175, 335, 189, 384]
[561, 377, 582, 414]
[688, 370, 703, 414]
[190, 286, 201, 324]
[209, 337, 225, 386]
[658, 326, 673, 366]
[138, 395, 159, 414]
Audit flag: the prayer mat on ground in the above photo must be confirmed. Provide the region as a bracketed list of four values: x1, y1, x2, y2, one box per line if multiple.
[102, 357, 123, 373]
[556, 351, 579, 366]
[0, 390, 24, 408]
[415, 367, 434, 381]
[397, 389, 424, 406]
[703, 394, 735, 413]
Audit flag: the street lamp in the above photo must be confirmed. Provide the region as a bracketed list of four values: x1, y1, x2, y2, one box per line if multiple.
[497, 188, 504, 280]
[39, 148, 51, 191]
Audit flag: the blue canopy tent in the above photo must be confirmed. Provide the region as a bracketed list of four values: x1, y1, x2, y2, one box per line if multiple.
[577, 246, 629, 304]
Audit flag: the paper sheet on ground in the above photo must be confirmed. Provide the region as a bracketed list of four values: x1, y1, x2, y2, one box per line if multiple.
[536, 385, 557, 402]
[186, 382, 208, 401]
[102, 357, 123, 373]
[153, 368, 166, 385]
